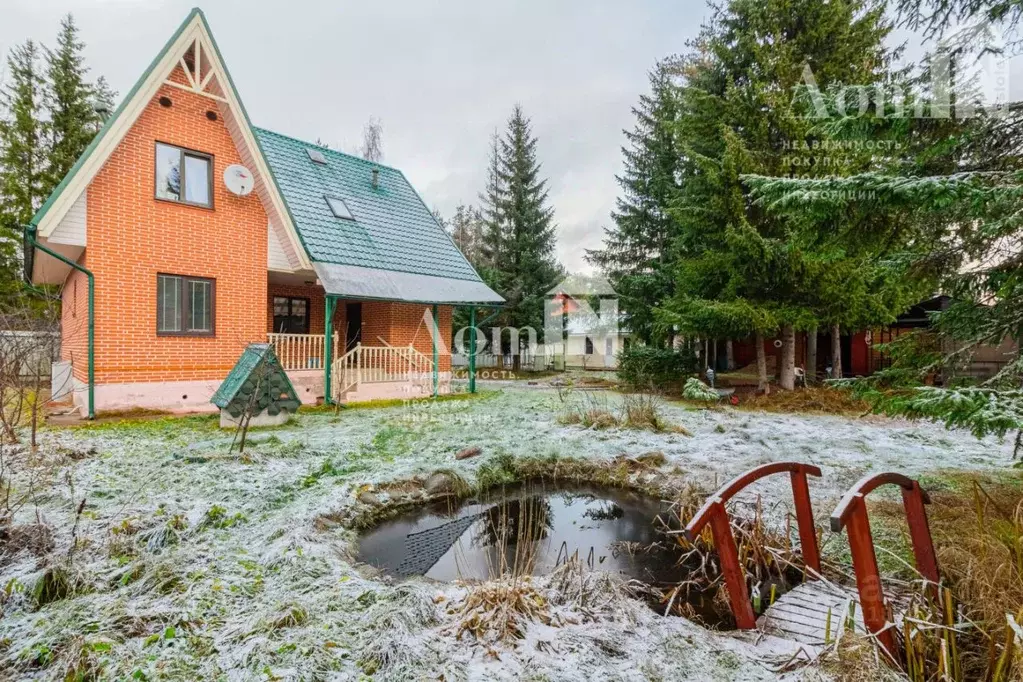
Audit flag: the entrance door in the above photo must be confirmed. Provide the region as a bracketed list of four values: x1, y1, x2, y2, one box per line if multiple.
[345, 303, 362, 352]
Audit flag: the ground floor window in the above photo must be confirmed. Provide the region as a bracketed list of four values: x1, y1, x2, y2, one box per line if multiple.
[157, 274, 215, 336]
[273, 296, 310, 334]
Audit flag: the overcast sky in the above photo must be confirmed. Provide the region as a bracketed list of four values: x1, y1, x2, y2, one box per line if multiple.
[3, 1, 1020, 274]
[3, 0, 712, 273]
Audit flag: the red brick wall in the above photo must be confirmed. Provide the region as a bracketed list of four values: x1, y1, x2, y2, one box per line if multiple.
[61, 258, 90, 381]
[387, 302, 453, 371]
[82, 68, 268, 384]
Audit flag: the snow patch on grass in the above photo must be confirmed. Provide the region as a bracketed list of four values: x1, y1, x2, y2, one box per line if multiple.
[0, 387, 1010, 679]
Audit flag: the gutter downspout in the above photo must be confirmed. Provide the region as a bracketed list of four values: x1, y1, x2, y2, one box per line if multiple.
[25, 225, 94, 419]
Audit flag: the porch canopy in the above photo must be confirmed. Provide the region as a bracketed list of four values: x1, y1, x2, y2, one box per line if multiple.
[312, 262, 504, 305]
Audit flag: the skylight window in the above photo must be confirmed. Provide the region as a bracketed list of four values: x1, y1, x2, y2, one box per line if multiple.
[306, 148, 327, 164]
[325, 195, 354, 220]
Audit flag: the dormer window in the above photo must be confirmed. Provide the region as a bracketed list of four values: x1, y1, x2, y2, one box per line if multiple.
[325, 195, 354, 220]
[155, 142, 213, 208]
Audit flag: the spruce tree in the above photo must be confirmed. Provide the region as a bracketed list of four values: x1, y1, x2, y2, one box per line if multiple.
[478, 132, 505, 273]
[0, 40, 48, 299]
[488, 106, 563, 366]
[658, 0, 908, 390]
[744, 3, 1023, 440]
[45, 14, 101, 195]
[0, 41, 47, 228]
[586, 60, 683, 346]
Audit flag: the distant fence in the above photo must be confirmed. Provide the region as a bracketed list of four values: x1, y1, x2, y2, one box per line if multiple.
[452, 352, 564, 372]
[0, 330, 61, 380]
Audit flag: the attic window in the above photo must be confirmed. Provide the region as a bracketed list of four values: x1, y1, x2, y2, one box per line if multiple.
[306, 148, 327, 164]
[325, 195, 354, 220]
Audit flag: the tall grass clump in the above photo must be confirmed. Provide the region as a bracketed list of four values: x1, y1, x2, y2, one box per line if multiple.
[660, 493, 804, 626]
[558, 393, 687, 433]
[451, 494, 553, 644]
[889, 480, 1023, 681]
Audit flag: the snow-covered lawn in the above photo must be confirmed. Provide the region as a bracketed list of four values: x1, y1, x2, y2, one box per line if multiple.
[0, 386, 1011, 680]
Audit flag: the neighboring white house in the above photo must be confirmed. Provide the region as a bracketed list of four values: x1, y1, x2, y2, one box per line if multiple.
[536, 317, 634, 369]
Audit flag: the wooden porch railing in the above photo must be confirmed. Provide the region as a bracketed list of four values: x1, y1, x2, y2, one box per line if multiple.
[683, 462, 823, 629]
[268, 333, 339, 371]
[331, 343, 434, 400]
[829, 472, 939, 657]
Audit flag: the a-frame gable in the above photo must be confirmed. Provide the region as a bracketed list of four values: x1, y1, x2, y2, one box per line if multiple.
[32, 8, 309, 272]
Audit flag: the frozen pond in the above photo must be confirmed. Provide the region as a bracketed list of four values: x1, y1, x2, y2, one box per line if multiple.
[357, 482, 687, 584]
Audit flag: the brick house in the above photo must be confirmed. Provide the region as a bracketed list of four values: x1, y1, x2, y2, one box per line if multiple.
[25, 8, 502, 417]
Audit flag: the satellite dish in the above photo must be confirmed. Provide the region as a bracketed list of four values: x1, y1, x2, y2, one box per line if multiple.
[223, 164, 254, 196]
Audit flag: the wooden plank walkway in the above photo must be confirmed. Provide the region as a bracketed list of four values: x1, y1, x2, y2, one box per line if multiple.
[757, 581, 866, 645]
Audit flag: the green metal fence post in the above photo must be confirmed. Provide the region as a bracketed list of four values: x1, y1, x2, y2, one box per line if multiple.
[324, 296, 337, 404]
[468, 306, 477, 394]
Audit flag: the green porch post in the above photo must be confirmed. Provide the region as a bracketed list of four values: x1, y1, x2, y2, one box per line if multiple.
[324, 296, 337, 404]
[432, 304, 439, 397]
[468, 306, 477, 394]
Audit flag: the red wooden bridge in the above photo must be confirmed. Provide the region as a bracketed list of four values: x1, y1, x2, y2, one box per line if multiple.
[684, 462, 939, 661]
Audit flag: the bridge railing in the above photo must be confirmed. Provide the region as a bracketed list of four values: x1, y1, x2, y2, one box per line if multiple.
[683, 462, 823, 629]
[829, 472, 939, 657]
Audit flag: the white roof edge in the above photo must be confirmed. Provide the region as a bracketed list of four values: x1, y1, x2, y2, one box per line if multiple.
[312, 262, 504, 305]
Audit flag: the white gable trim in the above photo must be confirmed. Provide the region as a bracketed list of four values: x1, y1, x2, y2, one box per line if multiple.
[49, 190, 87, 246]
[35, 12, 310, 270]
[268, 220, 294, 271]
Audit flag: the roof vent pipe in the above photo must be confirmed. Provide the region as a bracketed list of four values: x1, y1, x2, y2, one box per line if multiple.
[371, 168, 379, 189]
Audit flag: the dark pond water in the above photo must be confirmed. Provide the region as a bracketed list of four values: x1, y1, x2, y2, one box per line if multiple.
[356, 482, 692, 585]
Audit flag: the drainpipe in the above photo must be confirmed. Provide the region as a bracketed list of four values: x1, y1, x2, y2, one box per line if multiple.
[24, 225, 95, 419]
[324, 296, 337, 404]
[432, 304, 439, 397]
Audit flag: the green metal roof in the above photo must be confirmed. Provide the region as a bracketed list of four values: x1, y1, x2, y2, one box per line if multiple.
[211, 343, 297, 409]
[255, 128, 484, 282]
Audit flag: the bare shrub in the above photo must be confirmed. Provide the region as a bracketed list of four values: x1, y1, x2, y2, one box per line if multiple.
[0, 299, 60, 447]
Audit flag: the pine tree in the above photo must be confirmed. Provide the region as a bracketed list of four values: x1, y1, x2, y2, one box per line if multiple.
[586, 60, 683, 346]
[45, 14, 102, 195]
